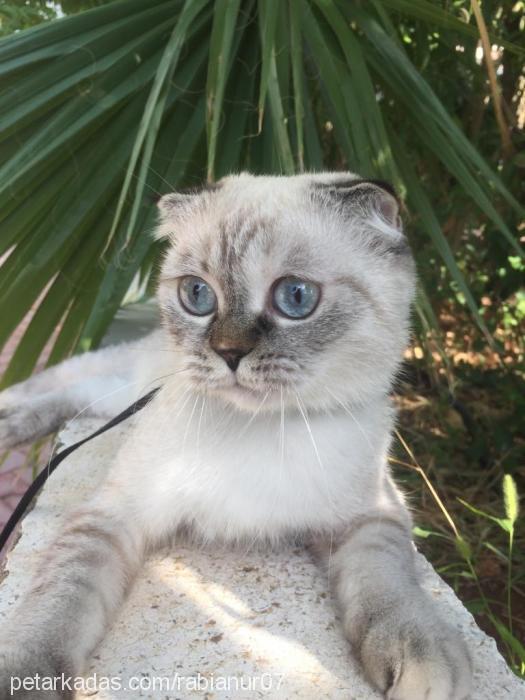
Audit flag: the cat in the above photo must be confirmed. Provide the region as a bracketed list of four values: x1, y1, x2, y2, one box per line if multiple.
[0, 172, 471, 699]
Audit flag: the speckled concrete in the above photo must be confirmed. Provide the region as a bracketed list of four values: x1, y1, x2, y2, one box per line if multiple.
[1, 418, 523, 699]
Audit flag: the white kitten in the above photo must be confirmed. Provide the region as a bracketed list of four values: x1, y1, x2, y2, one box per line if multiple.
[0, 173, 471, 699]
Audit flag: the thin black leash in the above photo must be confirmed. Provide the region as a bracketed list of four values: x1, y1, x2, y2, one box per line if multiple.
[0, 387, 159, 553]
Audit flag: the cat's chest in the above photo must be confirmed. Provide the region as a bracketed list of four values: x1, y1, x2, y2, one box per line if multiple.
[124, 397, 391, 540]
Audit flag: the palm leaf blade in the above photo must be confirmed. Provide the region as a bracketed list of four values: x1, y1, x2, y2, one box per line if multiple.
[0, 0, 521, 386]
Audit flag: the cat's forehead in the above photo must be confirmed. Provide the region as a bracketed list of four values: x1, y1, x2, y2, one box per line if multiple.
[186, 175, 313, 232]
[157, 171, 369, 237]
[217, 173, 311, 210]
[165, 173, 357, 247]
[168, 210, 321, 286]
[158, 171, 409, 279]
[164, 191, 334, 283]
[204, 171, 372, 213]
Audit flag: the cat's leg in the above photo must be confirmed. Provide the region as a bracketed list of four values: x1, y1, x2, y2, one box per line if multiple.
[0, 331, 165, 450]
[323, 501, 472, 700]
[0, 487, 146, 699]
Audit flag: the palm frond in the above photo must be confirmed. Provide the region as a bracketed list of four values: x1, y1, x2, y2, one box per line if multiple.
[0, 0, 522, 386]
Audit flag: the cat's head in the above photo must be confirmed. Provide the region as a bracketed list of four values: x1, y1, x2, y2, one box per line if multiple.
[156, 172, 416, 412]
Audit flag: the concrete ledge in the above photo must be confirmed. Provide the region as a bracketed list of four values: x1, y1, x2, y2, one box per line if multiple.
[1, 419, 523, 699]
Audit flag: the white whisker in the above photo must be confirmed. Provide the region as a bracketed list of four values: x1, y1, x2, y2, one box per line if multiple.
[324, 386, 373, 450]
[295, 391, 337, 577]
[196, 393, 206, 455]
[238, 389, 270, 437]
[279, 385, 285, 470]
[153, 384, 193, 452]
[295, 392, 325, 479]
[295, 389, 339, 579]
[182, 393, 200, 455]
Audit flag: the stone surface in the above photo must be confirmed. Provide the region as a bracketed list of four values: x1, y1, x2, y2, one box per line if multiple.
[1, 418, 524, 699]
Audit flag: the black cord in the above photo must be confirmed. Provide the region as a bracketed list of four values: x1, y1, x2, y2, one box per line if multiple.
[0, 387, 159, 554]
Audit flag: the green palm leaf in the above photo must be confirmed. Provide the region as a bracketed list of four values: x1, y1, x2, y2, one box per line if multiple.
[0, 0, 522, 386]
[206, 0, 242, 180]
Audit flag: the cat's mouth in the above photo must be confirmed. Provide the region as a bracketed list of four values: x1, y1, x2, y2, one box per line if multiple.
[206, 375, 274, 400]
[222, 378, 264, 395]
[191, 366, 293, 404]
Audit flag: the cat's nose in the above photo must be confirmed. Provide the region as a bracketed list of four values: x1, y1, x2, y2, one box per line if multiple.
[213, 347, 249, 372]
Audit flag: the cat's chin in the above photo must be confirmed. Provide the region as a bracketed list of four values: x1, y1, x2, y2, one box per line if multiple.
[214, 383, 271, 412]
[206, 379, 287, 413]
[209, 378, 339, 414]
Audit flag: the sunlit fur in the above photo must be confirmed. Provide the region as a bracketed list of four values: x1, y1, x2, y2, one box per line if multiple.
[0, 173, 472, 700]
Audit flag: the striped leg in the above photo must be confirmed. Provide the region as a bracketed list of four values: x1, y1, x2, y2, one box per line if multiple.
[0, 497, 144, 699]
[327, 512, 472, 700]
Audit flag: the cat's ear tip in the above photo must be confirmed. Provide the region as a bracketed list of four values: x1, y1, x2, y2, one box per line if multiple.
[153, 193, 191, 241]
[157, 192, 188, 214]
[312, 175, 402, 229]
[372, 185, 401, 229]
[157, 182, 223, 214]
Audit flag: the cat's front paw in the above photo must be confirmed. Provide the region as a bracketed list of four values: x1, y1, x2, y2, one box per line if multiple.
[357, 603, 472, 700]
[0, 647, 67, 700]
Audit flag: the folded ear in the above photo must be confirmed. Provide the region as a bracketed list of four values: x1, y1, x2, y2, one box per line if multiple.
[315, 177, 401, 229]
[313, 176, 410, 257]
[154, 192, 200, 240]
[157, 192, 194, 216]
[154, 183, 222, 240]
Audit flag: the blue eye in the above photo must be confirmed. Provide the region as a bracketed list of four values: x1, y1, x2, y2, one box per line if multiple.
[179, 276, 217, 316]
[273, 277, 320, 319]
